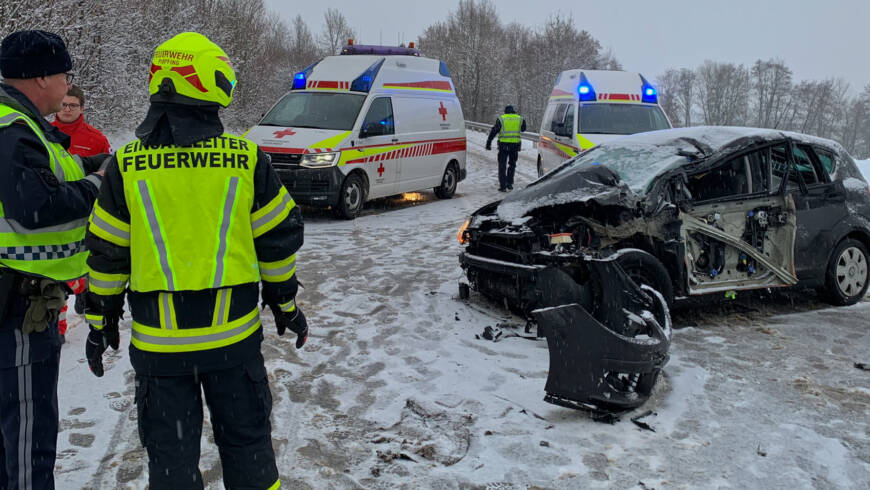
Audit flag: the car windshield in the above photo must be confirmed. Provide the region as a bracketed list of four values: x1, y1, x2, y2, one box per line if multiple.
[260, 92, 366, 131]
[579, 103, 671, 135]
[553, 143, 689, 193]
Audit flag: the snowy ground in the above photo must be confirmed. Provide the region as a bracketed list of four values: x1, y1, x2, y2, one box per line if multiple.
[55, 131, 870, 488]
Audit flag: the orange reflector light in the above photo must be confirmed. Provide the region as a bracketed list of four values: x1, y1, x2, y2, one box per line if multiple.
[457, 219, 470, 244]
[408, 42, 416, 48]
[401, 192, 423, 202]
[348, 38, 354, 46]
[549, 233, 573, 245]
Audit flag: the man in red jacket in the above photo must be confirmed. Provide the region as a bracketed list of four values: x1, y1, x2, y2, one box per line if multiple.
[52, 85, 110, 156]
[52, 85, 110, 339]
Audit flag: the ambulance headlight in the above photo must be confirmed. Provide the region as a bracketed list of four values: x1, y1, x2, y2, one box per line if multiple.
[300, 152, 339, 168]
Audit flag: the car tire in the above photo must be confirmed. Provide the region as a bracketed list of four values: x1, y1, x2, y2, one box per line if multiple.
[334, 173, 365, 220]
[537, 155, 544, 178]
[434, 163, 458, 199]
[613, 249, 675, 306]
[820, 238, 869, 306]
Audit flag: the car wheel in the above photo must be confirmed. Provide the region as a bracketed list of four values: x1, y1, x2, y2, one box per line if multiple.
[434, 163, 458, 199]
[820, 238, 869, 306]
[537, 155, 544, 178]
[613, 249, 675, 306]
[334, 173, 365, 219]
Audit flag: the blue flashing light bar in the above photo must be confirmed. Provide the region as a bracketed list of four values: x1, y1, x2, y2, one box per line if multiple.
[350, 58, 385, 93]
[291, 61, 319, 90]
[640, 75, 658, 104]
[577, 72, 596, 102]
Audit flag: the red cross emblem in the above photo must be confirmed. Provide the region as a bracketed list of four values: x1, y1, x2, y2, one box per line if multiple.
[377, 162, 385, 177]
[273, 128, 296, 138]
[438, 102, 448, 121]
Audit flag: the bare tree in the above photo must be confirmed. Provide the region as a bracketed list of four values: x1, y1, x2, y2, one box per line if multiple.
[750, 59, 793, 128]
[696, 61, 750, 126]
[318, 8, 356, 56]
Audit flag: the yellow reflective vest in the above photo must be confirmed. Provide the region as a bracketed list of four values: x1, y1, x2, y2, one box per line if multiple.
[0, 104, 91, 281]
[498, 113, 523, 143]
[114, 135, 261, 292]
[89, 134, 300, 353]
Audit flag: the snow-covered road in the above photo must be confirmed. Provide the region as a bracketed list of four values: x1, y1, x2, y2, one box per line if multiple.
[55, 131, 870, 489]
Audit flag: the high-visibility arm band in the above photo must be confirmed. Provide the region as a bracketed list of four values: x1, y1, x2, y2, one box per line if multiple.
[88, 268, 129, 296]
[86, 313, 105, 330]
[258, 253, 296, 283]
[251, 187, 295, 238]
[89, 203, 131, 247]
[279, 298, 296, 313]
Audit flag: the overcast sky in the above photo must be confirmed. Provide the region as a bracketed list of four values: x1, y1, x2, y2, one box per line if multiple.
[264, 0, 870, 92]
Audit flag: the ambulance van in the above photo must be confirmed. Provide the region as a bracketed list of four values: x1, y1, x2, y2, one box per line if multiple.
[246, 43, 467, 219]
[537, 69, 671, 176]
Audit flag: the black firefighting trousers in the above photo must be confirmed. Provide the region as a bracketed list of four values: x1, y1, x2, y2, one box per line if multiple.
[497, 148, 519, 190]
[134, 353, 279, 489]
[0, 292, 61, 490]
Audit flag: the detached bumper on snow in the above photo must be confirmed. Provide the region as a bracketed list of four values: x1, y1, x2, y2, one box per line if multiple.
[460, 252, 671, 413]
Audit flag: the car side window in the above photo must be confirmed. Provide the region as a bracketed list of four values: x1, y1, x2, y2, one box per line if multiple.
[792, 145, 819, 185]
[770, 144, 790, 191]
[746, 150, 769, 193]
[687, 154, 752, 202]
[814, 148, 836, 178]
[361, 97, 394, 136]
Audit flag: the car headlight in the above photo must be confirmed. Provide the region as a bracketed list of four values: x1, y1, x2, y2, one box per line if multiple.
[300, 152, 339, 168]
[457, 218, 470, 244]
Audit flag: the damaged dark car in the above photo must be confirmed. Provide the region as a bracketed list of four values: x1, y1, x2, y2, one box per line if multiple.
[458, 127, 870, 413]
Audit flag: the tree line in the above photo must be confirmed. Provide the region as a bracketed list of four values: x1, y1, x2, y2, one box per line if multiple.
[0, 0, 350, 133]
[2, 0, 869, 158]
[656, 60, 870, 158]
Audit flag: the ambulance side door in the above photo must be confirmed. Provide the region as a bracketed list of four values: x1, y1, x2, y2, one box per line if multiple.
[357, 96, 401, 198]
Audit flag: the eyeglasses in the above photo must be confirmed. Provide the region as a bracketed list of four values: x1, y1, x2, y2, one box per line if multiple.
[61, 102, 81, 110]
[64, 73, 74, 85]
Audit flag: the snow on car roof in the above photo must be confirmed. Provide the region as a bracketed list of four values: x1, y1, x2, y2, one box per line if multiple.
[603, 126, 844, 156]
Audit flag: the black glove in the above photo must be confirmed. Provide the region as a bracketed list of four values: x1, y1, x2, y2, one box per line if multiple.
[485, 143, 492, 151]
[272, 305, 308, 349]
[80, 153, 112, 173]
[85, 315, 120, 377]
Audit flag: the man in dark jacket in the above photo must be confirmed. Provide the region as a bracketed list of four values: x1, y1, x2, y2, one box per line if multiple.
[486, 105, 527, 191]
[0, 30, 106, 489]
[84, 32, 307, 489]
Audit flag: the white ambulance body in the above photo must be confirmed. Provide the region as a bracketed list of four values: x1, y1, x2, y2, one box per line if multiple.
[537, 69, 671, 176]
[246, 44, 466, 219]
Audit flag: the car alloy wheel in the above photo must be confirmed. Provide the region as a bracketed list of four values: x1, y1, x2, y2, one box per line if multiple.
[835, 246, 868, 297]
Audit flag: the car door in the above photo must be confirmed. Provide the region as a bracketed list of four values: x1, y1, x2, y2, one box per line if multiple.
[354, 97, 401, 198]
[679, 144, 798, 295]
[786, 142, 849, 279]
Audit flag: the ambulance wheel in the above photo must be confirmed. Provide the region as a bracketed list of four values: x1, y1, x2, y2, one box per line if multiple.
[434, 163, 458, 199]
[335, 173, 365, 219]
[537, 155, 544, 178]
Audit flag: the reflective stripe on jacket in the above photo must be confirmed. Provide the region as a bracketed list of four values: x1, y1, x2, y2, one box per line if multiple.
[0, 105, 92, 281]
[498, 113, 523, 143]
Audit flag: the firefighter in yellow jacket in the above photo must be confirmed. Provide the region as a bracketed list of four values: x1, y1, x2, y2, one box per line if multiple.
[84, 32, 306, 489]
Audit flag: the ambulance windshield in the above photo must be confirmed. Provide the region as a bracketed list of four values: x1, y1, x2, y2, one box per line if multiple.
[578, 104, 671, 135]
[261, 92, 366, 131]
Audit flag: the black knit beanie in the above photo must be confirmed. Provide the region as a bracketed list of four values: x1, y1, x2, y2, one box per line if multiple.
[0, 30, 72, 79]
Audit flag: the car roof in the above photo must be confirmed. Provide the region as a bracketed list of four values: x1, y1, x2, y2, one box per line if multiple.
[598, 126, 845, 157]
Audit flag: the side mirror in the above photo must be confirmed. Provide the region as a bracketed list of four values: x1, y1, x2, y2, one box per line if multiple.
[360, 121, 384, 138]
